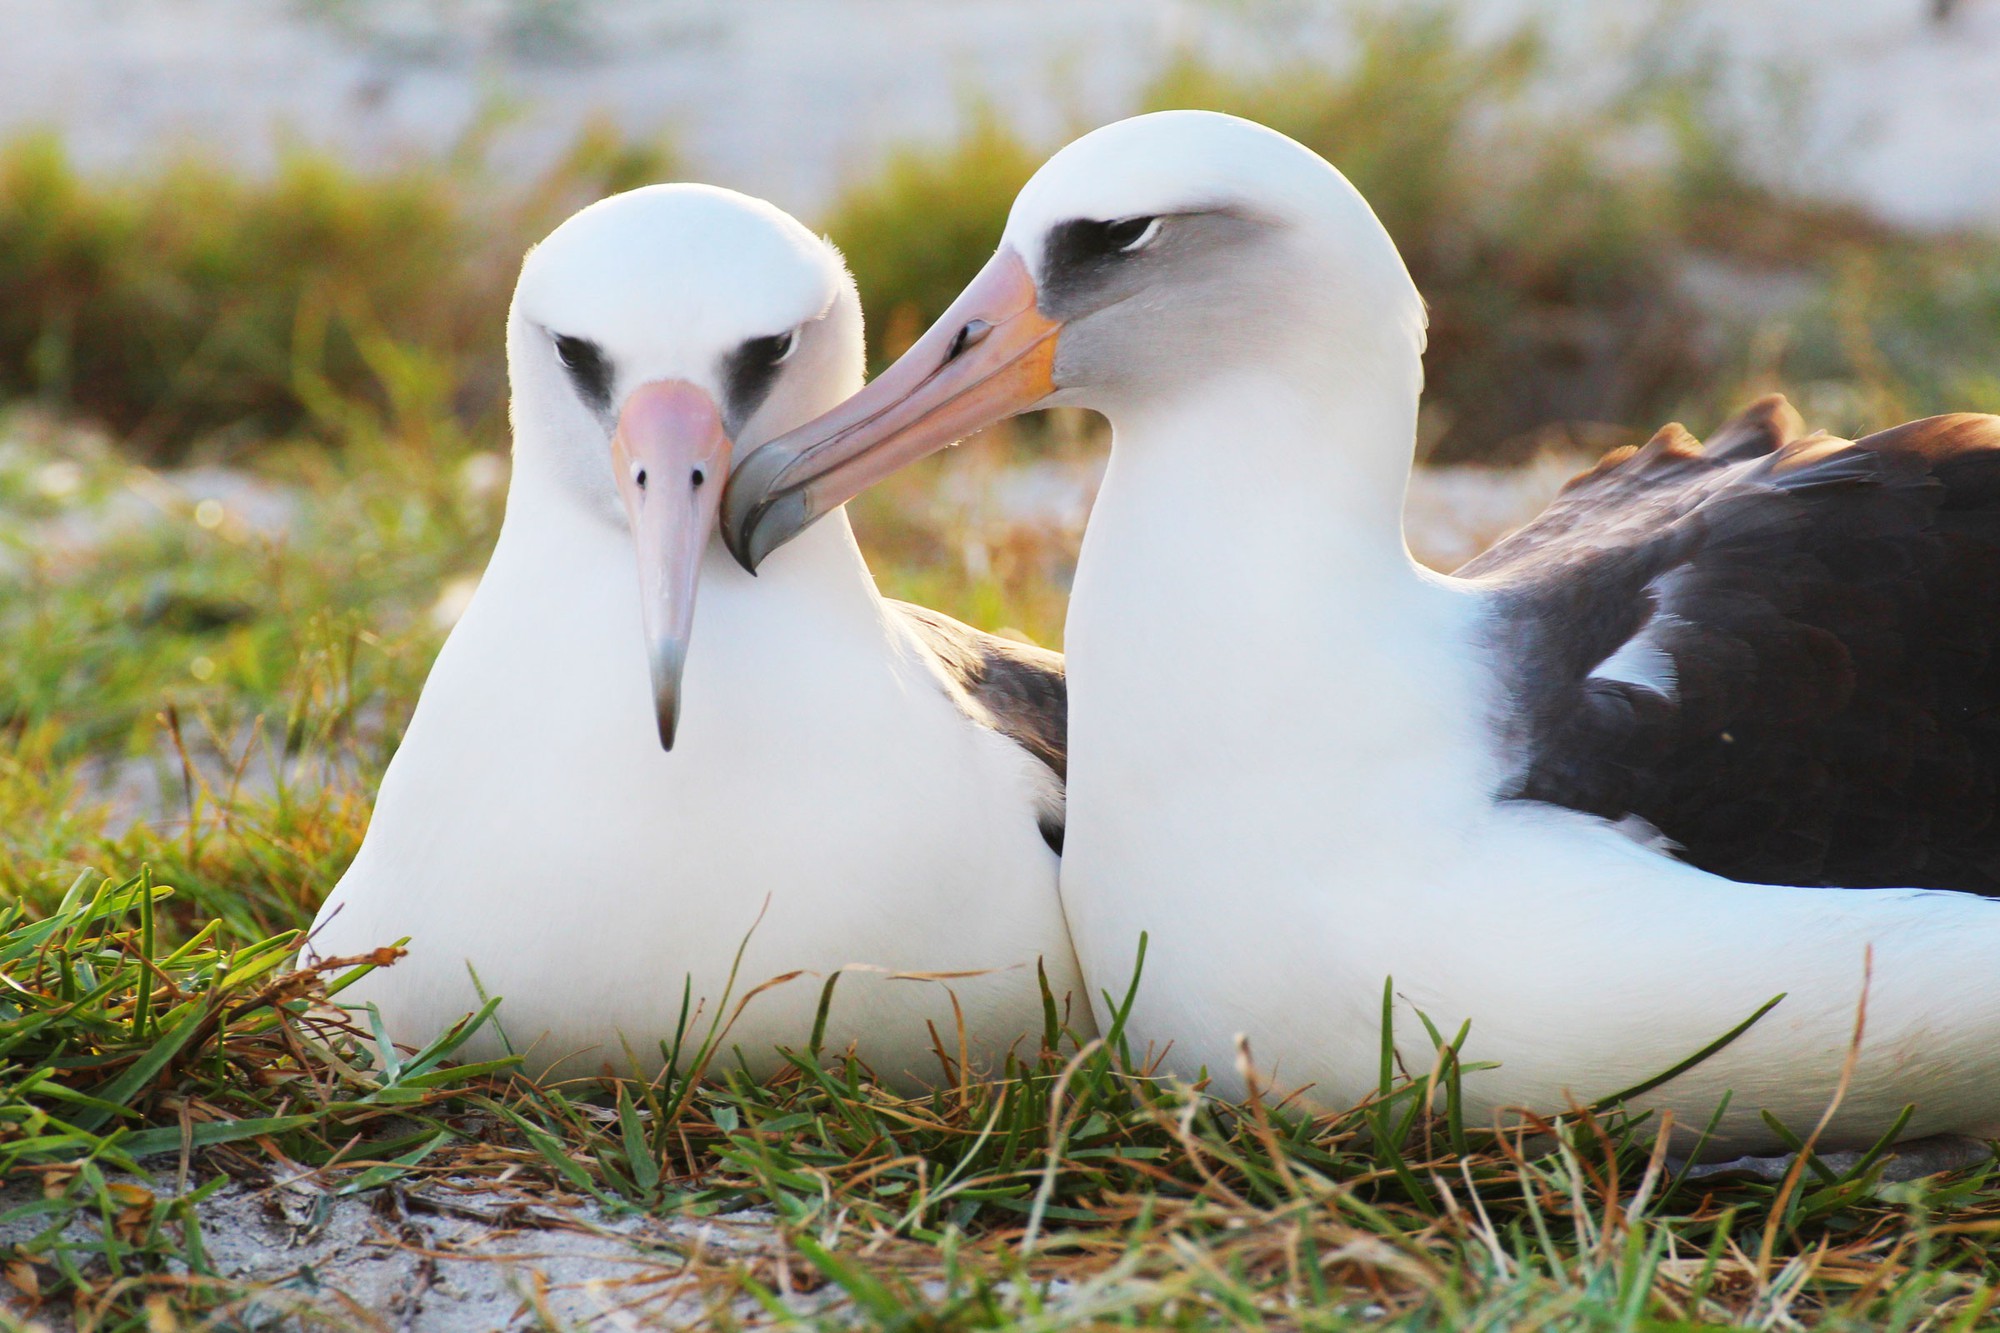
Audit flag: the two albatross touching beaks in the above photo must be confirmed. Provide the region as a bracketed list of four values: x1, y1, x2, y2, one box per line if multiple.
[723, 109, 2000, 1159]
[308, 184, 1090, 1081]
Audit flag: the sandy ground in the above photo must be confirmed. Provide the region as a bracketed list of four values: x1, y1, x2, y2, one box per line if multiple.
[2, 1135, 1984, 1329]
[0, 0, 1995, 227]
[0, 1171, 777, 1329]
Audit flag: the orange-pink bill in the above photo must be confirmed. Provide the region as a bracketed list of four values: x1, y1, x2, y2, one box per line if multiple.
[722, 247, 1059, 572]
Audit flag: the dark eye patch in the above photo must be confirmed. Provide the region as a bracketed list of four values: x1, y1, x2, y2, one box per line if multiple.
[1039, 216, 1161, 315]
[1054, 216, 1157, 261]
[721, 329, 796, 432]
[552, 334, 613, 413]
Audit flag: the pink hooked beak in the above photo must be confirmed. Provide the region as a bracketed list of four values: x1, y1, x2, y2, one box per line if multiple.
[612, 379, 732, 750]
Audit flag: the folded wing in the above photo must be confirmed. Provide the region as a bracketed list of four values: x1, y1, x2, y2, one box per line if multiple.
[1464, 396, 2000, 892]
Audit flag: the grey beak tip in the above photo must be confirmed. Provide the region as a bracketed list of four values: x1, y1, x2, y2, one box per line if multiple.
[742, 491, 811, 574]
[650, 657, 685, 752]
[721, 502, 763, 575]
[721, 445, 816, 574]
[743, 519, 781, 575]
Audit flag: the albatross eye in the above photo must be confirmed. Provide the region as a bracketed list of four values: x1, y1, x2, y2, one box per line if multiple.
[1051, 216, 1164, 269]
[1103, 216, 1162, 252]
[742, 328, 799, 367]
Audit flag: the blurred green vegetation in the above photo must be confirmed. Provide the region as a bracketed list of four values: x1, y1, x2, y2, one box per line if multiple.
[0, 122, 672, 461]
[824, 9, 2000, 460]
[0, 420, 493, 935]
[821, 110, 1044, 365]
[1, 8, 1996, 469]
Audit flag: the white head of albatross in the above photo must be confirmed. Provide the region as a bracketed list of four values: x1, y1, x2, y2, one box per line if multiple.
[726, 111, 2000, 1159]
[306, 184, 1088, 1081]
[506, 183, 864, 749]
[722, 109, 1428, 569]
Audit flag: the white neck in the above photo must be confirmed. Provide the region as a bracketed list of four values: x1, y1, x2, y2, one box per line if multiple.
[1066, 367, 1496, 830]
[1110, 360, 1419, 550]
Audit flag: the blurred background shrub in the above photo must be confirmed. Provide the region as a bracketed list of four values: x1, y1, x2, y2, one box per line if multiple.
[0, 6, 1994, 468]
[821, 110, 1042, 368]
[0, 122, 672, 461]
[825, 9, 2000, 461]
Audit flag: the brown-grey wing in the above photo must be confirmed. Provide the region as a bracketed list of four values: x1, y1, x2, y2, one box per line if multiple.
[888, 601, 1068, 852]
[1463, 397, 2000, 894]
[1458, 394, 1807, 579]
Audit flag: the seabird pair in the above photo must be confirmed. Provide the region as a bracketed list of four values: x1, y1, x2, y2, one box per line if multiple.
[318, 110, 2000, 1158]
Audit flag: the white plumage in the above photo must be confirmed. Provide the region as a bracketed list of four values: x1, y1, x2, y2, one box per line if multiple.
[308, 185, 1087, 1081]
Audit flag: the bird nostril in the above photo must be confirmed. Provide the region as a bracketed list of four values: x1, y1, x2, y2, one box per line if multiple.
[946, 320, 992, 363]
[691, 468, 705, 488]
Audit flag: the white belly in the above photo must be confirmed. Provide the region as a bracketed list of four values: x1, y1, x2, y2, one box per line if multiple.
[309, 526, 1084, 1082]
[1062, 761, 2000, 1156]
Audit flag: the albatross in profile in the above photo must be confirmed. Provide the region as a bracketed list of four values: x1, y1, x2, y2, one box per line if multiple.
[724, 110, 2000, 1155]
[308, 185, 1087, 1080]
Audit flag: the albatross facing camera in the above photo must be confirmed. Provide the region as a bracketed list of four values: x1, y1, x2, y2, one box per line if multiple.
[306, 185, 1088, 1081]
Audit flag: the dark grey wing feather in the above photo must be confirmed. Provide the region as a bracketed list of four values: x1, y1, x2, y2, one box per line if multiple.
[888, 601, 1068, 853]
[1463, 396, 2000, 894]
